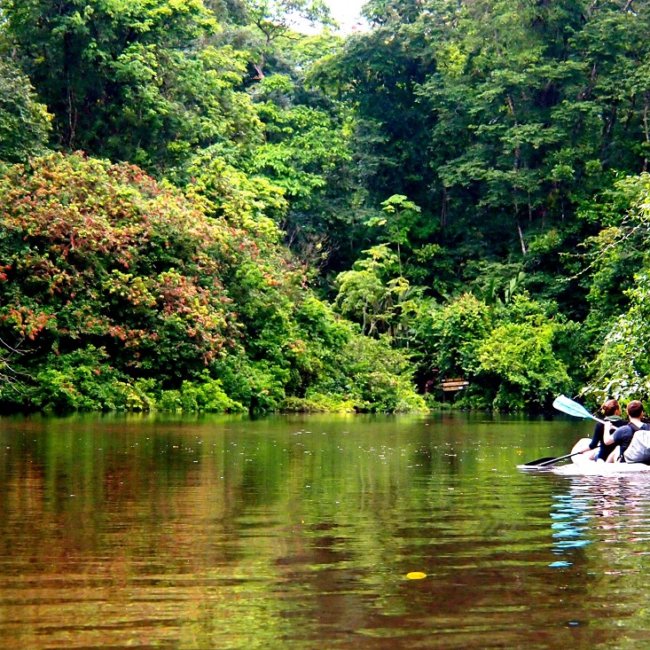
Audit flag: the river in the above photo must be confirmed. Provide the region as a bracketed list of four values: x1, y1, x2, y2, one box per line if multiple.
[1, 412, 649, 648]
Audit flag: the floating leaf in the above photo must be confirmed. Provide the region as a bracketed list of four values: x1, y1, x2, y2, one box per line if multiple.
[406, 571, 427, 580]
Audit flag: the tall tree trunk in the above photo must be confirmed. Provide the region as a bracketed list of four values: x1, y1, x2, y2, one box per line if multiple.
[517, 220, 527, 255]
[643, 93, 650, 172]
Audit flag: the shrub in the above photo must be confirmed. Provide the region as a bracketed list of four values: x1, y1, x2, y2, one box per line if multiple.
[478, 321, 571, 410]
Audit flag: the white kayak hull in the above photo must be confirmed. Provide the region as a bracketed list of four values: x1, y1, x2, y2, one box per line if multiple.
[552, 437, 650, 476]
[552, 462, 650, 476]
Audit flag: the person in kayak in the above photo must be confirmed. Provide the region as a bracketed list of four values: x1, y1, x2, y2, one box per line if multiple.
[586, 399, 626, 461]
[603, 400, 650, 461]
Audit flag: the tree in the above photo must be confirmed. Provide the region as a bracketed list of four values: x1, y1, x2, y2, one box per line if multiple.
[478, 320, 571, 411]
[0, 152, 424, 413]
[0, 337, 25, 394]
[0, 59, 51, 162]
[2, 0, 261, 174]
[584, 173, 650, 401]
[239, 32, 362, 272]
[415, 293, 492, 381]
[316, 0, 650, 298]
[241, 0, 333, 79]
[366, 194, 421, 276]
[335, 244, 421, 344]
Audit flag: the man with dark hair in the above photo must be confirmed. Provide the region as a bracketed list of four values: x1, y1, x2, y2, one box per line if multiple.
[603, 400, 650, 462]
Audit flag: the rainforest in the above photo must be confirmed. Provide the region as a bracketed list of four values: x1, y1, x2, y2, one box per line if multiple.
[1, 0, 650, 414]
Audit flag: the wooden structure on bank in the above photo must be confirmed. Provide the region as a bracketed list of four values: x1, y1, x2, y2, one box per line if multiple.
[439, 378, 469, 393]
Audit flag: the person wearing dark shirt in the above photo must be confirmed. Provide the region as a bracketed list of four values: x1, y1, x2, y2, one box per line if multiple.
[603, 400, 649, 461]
[588, 398, 626, 461]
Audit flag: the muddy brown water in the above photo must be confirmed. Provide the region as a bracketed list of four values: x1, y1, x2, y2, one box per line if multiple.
[1, 412, 650, 649]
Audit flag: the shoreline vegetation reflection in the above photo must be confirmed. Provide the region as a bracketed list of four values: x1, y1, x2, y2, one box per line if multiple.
[2, 413, 650, 648]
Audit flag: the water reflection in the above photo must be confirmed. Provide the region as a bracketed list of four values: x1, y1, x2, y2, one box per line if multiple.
[549, 492, 592, 566]
[547, 473, 650, 583]
[1, 413, 650, 648]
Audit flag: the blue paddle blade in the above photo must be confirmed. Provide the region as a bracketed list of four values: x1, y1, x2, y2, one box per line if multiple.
[552, 395, 595, 420]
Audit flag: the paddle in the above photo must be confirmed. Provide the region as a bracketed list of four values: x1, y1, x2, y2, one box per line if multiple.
[523, 395, 606, 467]
[552, 394, 607, 425]
[523, 448, 597, 467]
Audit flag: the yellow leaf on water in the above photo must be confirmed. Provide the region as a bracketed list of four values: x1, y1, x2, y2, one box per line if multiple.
[406, 571, 427, 580]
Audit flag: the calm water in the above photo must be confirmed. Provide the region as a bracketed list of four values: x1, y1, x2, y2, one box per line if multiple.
[1, 412, 650, 649]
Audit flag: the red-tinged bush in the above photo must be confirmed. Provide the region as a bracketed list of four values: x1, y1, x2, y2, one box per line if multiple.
[0, 153, 241, 386]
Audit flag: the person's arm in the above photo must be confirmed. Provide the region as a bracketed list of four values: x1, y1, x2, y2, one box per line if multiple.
[603, 422, 619, 446]
[589, 422, 604, 449]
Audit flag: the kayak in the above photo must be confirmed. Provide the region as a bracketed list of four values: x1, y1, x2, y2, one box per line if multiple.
[551, 437, 650, 476]
[552, 462, 650, 476]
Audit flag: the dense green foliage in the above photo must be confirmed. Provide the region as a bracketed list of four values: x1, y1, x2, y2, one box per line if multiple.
[0, 59, 51, 162]
[2, 0, 650, 412]
[0, 153, 424, 413]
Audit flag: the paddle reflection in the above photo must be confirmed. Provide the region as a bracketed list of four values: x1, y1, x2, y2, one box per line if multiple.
[549, 491, 592, 567]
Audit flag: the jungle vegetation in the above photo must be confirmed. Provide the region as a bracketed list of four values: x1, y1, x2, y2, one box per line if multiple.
[1, 0, 650, 413]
